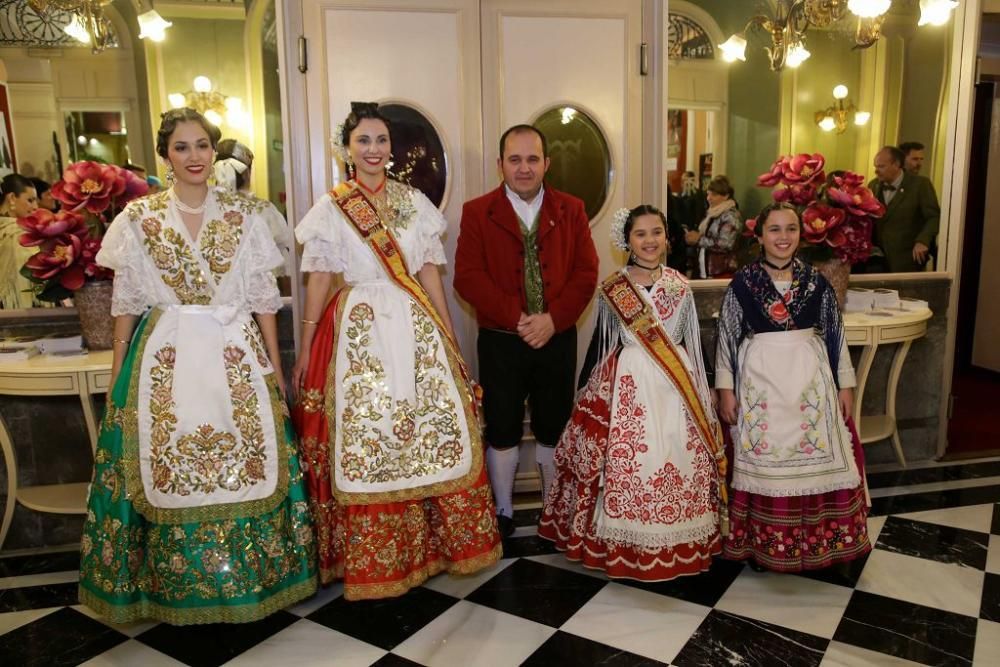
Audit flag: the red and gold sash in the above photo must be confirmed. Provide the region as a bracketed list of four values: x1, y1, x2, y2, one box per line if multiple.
[330, 181, 481, 413]
[600, 270, 729, 530]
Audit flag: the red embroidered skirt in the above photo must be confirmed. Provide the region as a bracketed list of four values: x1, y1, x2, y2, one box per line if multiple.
[293, 288, 502, 600]
[722, 418, 872, 571]
[538, 354, 721, 582]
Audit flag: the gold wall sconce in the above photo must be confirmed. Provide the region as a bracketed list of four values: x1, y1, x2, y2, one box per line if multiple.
[815, 85, 870, 134]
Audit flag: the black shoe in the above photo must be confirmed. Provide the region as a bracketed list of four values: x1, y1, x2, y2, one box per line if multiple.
[748, 560, 768, 573]
[496, 514, 515, 539]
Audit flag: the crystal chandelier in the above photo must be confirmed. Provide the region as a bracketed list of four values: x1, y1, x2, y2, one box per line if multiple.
[718, 0, 953, 72]
[27, 0, 172, 54]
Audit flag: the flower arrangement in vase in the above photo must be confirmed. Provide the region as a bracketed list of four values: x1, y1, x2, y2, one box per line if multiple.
[17, 161, 148, 302]
[16, 162, 148, 349]
[751, 153, 885, 305]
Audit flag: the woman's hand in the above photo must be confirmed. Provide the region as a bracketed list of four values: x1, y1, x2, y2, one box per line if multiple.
[839, 387, 854, 420]
[272, 368, 288, 401]
[685, 230, 701, 246]
[718, 388, 738, 425]
[290, 355, 309, 402]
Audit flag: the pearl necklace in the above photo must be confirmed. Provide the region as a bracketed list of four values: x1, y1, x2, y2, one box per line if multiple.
[171, 189, 207, 215]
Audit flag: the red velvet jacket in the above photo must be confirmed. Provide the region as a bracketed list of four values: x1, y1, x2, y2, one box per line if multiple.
[455, 185, 599, 333]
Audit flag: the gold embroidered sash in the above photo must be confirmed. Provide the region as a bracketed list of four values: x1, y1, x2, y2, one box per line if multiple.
[600, 271, 729, 530]
[330, 182, 481, 413]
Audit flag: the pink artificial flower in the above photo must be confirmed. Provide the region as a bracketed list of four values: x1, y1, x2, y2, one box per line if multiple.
[801, 203, 847, 245]
[781, 153, 826, 185]
[832, 172, 865, 189]
[119, 168, 150, 204]
[774, 183, 818, 207]
[51, 162, 126, 214]
[24, 235, 86, 289]
[757, 157, 788, 187]
[827, 184, 885, 219]
[80, 237, 113, 280]
[16, 209, 88, 248]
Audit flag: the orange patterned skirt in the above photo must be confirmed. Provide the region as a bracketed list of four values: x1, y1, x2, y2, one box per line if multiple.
[293, 288, 501, 600]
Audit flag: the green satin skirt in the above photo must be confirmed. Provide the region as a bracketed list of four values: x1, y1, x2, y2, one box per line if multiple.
[78, 311, 317, 625]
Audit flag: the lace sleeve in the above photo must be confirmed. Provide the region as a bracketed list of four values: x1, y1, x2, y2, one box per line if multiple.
[261, 200, 292, 276]
[96, 210, 137, 271]
[296, 195, 345, 274]
[244, 218, 283, 314]
[98, 213, 150, 316]
[412, 189, 447, 268]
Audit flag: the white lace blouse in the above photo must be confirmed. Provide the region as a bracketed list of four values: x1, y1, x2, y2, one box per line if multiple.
[295, 181, 447, 282]
[97, 187, 284, 317]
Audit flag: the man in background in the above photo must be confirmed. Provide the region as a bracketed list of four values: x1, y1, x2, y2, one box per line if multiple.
[868, 145, 940, 272]
[899, 141, 926, 176]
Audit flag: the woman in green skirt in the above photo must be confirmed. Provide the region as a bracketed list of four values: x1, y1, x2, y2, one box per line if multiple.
[78, 108, 316, 624]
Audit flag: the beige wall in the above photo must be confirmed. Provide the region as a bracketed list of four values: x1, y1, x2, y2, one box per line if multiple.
[0, 10, 147, 181]
[144, 15, 253, 184]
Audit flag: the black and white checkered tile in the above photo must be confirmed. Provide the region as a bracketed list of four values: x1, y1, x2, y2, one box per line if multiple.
[4, 457, 1000, 666]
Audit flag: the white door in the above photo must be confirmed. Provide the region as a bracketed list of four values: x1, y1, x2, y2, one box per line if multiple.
[296, 0, 484, 357]
[480, 0, 644, 489]
[481, 0, 644, 357]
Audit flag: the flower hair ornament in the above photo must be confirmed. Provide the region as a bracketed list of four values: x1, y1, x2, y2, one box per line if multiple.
[610, 207, 631, 251]
[330, 122, 350, 165]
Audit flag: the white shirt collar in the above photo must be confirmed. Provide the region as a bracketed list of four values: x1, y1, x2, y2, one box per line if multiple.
[505, 184, 545, 230]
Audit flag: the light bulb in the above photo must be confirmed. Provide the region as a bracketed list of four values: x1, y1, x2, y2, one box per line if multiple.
[833, 85, 849, 100]
[786, 43, 811, 68]
[854, 111, 871, 125]
[137, 10, 172, 42]
[226, 108, 251, 132]
[560, 107, 577, 125]
[819, 116, 837, 132]
[168, 93, 186, 109]
[719, 35, 748, 63]
[204, 110, 223, 127]
[848, 0, 892, 19]
[63, 15, 91, 44]
[918, 0, 959, 26]
[193, 76, 212, 93]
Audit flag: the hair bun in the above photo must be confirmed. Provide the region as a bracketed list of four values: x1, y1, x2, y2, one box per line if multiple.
[350, 101, 379, 115]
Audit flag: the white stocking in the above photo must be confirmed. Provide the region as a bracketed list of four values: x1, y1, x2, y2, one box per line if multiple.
[486, 446, 520, 518]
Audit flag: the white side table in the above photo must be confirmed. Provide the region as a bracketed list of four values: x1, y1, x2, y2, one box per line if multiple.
[0, 350, 113, 550]
[843, 308, 932, 468]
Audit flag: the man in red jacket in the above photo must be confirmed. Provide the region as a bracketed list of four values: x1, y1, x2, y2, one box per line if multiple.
[455, 125, 599, 537]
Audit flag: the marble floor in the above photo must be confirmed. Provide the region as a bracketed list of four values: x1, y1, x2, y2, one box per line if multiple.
[3, 457, 1000, 666]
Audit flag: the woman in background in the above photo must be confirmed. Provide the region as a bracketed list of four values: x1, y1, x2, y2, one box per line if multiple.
[0, 174, 39, 308]
[213, 139, 292, 276]
[686, 175, 742, 279]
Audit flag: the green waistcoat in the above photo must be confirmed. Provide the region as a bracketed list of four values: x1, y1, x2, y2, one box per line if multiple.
[519, 212, 545, 315]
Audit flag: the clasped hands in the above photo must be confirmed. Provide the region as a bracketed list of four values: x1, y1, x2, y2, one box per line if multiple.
[518, 312, 555, 349]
